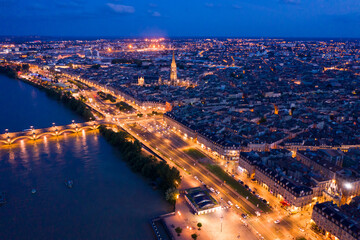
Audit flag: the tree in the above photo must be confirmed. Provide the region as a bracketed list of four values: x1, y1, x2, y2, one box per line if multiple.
[197, 222, 202, 230]
[191, 233, 198, 240]
[91, 64, 100, 69]
[175, 227, 182, 236]
[22, 64, 30, 72]
[165, 188, 179, 204]
[259, 116, 267, 124]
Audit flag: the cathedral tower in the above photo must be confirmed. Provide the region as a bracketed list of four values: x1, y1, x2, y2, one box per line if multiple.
[170, 51, 177, 85]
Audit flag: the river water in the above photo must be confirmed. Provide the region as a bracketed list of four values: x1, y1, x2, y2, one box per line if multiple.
[0, 75, 170, 240]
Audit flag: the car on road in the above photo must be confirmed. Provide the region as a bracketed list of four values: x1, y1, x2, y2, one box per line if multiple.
[274, 220, 280, 224]
[227, 201, 233, 206]
[235, 204, 240, 209]
[238, 180, 244, 184]
[241, 213, 247, 219]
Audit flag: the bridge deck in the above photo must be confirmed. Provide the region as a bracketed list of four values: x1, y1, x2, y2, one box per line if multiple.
[0, 121, 105, 145]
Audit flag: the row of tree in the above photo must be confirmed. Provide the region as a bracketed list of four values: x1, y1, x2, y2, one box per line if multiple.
[115, 101, 134, 112]
[111, 58, 143, 67]
[0, 65, 18, 78]
[99, 125, 181, 204]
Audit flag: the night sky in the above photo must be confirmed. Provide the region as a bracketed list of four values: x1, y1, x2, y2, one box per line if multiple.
[0, 0, 359, 38]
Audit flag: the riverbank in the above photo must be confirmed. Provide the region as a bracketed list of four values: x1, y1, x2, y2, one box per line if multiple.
[0, 64, 19, 79]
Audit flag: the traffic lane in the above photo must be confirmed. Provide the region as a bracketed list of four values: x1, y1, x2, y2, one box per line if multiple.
[130, 124, 260, 214]
[129, 124, 288, 240]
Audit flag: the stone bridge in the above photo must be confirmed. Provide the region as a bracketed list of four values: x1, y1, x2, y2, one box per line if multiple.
[0, 120, 109, 145]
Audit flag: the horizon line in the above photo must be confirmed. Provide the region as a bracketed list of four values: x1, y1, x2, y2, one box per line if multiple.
[0, 35, 360, 40]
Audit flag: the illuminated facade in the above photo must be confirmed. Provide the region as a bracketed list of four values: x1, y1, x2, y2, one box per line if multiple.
[312, 201, 360, 240]
[138, 76, 144, 86]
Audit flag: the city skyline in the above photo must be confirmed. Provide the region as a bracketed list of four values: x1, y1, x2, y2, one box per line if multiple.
[1, 0, 360, 38]
[1, 1, 360, 239]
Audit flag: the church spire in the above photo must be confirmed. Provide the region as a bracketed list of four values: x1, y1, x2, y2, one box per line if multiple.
[172, 51, 176, 65]
[170, 50, 177, 85]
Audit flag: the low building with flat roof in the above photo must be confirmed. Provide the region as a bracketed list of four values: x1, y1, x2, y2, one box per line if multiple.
[184, 187, 221, 215]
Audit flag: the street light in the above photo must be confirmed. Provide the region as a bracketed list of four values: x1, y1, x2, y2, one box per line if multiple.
[344, 182, 353, 190]
[5, 129, 10, 144]
[30, 126, 36, 140]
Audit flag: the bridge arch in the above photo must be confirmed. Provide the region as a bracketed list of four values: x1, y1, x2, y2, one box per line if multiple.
[0, 123, 101, 145]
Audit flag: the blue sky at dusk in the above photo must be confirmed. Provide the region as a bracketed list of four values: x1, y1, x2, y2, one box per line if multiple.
[0, 0, 359, 38]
